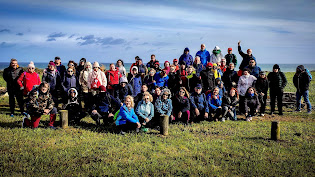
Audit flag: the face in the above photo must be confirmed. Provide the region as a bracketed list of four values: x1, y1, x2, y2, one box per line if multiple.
[260, 74, 266, 78]
[181, 64, 185, 69]
[10, 61, 18, 69]
[155, 88, 161, 95]
[93, 66, 98, 71]
[151, 56, 155, 61]
[195, 57, 200, 63]
[170, 67, 175, 72]
[228, 50, 232, 54]
[243, 71, 249, 75]
[125, 98, 132, 108]
[67, 69, 74, 76]
[40, 85, 48, 93]
[247, 49, 252, 55]
[28, 67, 35, 73]
[195, 87, 202, 94]
[230, 89, 235, 97]
[85, 64, 90, 69]
[213, 88, 219, 95]
[117, 60, 122, 66]
[154, 64, 159, 68]
[110, 64, 115, 70]
[68, 63, 74, 68]
[187, 67, 193, 73]
[185, 51, 189, 55]
[149, 70, 155, 76]
[201, 44, 205, 51]
[179, 89, 185, 97]
[48, 65, 54, 71]
[165, 62, 170, 67]
[121, 83, 126, 87]
[142, 85, 148, 92]
[70, 92, 76, 98]
[144, 96, 150, 103]
[133, 69, 138, 75]
[248, 88, 254, 94]
[229, 63, 235, 70]
[221, 60, 226, 66]
[137, 60, 142, 65]
[160, 71, 165, 76]
[173, 60, 178, 65]
[162, 94, 168, 100]
[216, 62, 221, 67]
[80, 61, 85, 66]
[273, 68, 279, 73]
[55, 58, 61, 64]
[249, 60, 255, 67]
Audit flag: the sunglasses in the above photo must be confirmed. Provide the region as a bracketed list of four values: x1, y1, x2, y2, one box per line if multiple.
[68, 71, 73, 73]
[93, 67, 98, 69]
[179, 91, 185, 93]
[28, 67, 35, 69]
[69, 64, 74, 66]
[145, 97, 150, 100]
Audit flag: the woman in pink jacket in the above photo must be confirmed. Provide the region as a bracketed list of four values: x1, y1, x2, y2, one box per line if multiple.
[17, 61, 41, 96]
[88, 62, 107, 94]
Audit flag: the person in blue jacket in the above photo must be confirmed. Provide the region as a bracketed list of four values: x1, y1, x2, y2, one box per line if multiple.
[179, 47, 193, 66]
[195, 44, 210, 67]
[128, 66, 142, 97]
[190, 84, 209, 123]
[135, 92, 154, 132]
[244, 59, 261, 78]
[155, 88, 172, 123]
[115, 95, 141, 135]
[154, 69, 169, 88]
[42, 61, 61, 107]
[207, 87, 222, 122]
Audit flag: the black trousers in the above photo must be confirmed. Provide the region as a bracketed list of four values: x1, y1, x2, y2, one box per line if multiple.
[270, 89, 283, 114]
[8, 90, 24, 114]
[191, 109, 206, 123]
[258, 93, 267, 114]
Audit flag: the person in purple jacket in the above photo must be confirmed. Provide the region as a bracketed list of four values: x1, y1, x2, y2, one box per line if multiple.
[179, 47, 193, 66]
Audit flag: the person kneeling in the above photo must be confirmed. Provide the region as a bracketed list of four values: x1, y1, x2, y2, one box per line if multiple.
[222, 88, 239, 121]
[63, 88, 86, 125]
[190, 84, 209, 123]
[207, 87, 223, 122]
[115, 95, 141, 135]
[245, 87, 260, 121]
[22, 82, 57, 129]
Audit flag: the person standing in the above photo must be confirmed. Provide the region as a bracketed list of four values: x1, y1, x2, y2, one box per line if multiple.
[238, 41, 256, 75]
[3, 59, 25, 116]
[17, 61, 41, 96]
[179, 47, 193, 66]
[79, 62, 92, 110]
[42, 61, 61, 108]
[146, 54, 159, 69]
[224, 48, 237, 67]
[243, 59, 261, 78]
[222, 63, 239, 91]
[116, 59, 127, 77]
[255, 71, 269, 116]
[77, 58, 86, 76]
[54, 56, 66, 79]
[267, 64, 287, 115]
[106, 63, 122, 96]
[200, 63, 215, 92]
[293, 65, 312, 114]
[209, 46, 224, 64]
[195, 44, 210, 67]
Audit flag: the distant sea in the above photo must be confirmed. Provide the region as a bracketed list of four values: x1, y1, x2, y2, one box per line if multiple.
[0, 62, 315, 72]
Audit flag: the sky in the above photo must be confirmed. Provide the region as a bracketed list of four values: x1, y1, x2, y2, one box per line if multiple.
[0, 0, 314, 64]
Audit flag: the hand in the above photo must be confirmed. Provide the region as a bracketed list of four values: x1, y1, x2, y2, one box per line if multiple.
[153, 80, 156, 83]
[43, 109, 50, 115]
[108, 113, 114, 117]
[238, 40, 241, 46]
[261, 93, 265, 96]
[136, 122, 141, 128]
[195, 108, 200, 116]
[218, 106, 222, 109]
[256, 109, 258, 113]
[204, 113, 208, 118]
[212, 95, 217, 99]
[20, 87, 24, 90]
[92, 110, 98, 114]
[230, 106, 233, 109]
[144, 118, 150, 122]
[179, 80, 182, 84]
[245, 113, 248, 116]
[178, 111, 182, 118]
[121, 102, 123, 106]
[170, 115, 174, 120]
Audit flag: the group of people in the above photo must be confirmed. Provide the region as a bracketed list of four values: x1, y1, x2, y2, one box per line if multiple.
[3, 41, 312, 134]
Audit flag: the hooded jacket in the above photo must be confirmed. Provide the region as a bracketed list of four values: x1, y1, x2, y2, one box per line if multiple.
[196, 49, 210, 67]
[172, 94, 190, 114]
[92, 91, 120, 113]
[62, 73, 79, 93]
[79, 64, 92, 93]
[42, 68, 61, 91]
[207, 93, 222, 110]
[63, 88, 81, 112]
[129, 74, 142, 97]
[155, 89, 173, 116]
[17, 71, 41, 96]
[244, 65, 261, 78]
[293, 65, 310, 93]
[3, 66, 24, 91]
[179, 48, 193, 66]
[115, 104, 139, 126]
[27, 85, 54, 116]
[190, 92, 209, 113]
[136, 100, 154, 121]
[255, 77, 269, 94]
[237, 74, 257, 96]
[114, 83, 133, 104]
[210, 46, 224, 64]
[154, 72, 169, 88]
[88, 69, 107, 89]
[193, 63, 205, 77]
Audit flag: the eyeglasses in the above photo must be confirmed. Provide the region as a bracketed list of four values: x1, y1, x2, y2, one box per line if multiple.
[28, 67, 34, 69]
[68, 71, 73, 73]
[179, 91, 185, 93]
[145, 97, 150, 100]
[249, 62, 255, 63]
[69, 64, 74, 66]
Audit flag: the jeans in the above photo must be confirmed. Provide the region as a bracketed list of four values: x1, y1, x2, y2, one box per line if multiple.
[296, 90, 312, 112]
[222, 106, 237, 120]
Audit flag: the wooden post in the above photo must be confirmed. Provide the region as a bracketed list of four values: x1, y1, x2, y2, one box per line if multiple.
[271, 121, 280, 140]
[59, 110, 68, 129]
[160, 115, 169, 136]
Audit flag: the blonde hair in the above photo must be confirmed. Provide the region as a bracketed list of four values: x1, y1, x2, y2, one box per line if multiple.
[142, 91, 153, 102]
[124, 95, 135, 108]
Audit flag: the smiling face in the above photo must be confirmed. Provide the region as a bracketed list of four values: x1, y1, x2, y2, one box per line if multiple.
[10, 60, 18, 69]
[213, 88, 219, 95]
[28, 66, 35, 73]
[195, 87, 202, 94]
[110, 64, 115, 71]
[48, 65, 55, 71]
[247, 49, 252, 55]
[230, 89, 235, 97]
[144, 96, 150, 103]
[68, 63, 74, 69]
[249, 60, 255, 67]
[40, 84, 49, 93]
[117, 60, 122, 66]
[155, 88, 161, 95]
[229, 63, 235, 70]
[125, 97, 132, 108]
[179, 89, 185, 97]
[141, 85, 148, 92]
[164, 62, 170, 67]
[67, 69, 74, 76]
[248, 88, 254, 94]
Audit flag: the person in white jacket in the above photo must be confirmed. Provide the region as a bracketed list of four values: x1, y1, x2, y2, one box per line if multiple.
[237, 68, 257, 114]
[88, 62, 107, 95]
[209, 46, 224, 64]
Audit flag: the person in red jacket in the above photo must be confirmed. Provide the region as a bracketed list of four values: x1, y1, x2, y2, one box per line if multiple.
[17, 61, 41, 96]
[105, 63, 122, 96]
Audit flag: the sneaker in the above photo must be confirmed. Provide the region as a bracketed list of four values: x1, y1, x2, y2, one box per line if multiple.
[249, 116, 253, 121]
[120, 130, 126, 135]
[246, 117, 250, 122]
[221, 118, 225, 122]
[10, 114, 14, 117]
[49, 126, 57, 130]
[307, 111, 312, 114]
[294, 109, 301, 112]
[141, 127, 148, 132]
[260, 114, 265, 117]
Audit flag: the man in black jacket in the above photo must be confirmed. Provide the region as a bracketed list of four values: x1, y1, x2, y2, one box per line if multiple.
[293, 65, 312, 113]
[222, 63, 239, 91]
[3, 59, 25, 117]
[267, 64, 287, 115]
[200, 63, 215, 92]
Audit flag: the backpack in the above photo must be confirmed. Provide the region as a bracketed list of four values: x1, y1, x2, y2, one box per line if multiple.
[305, 69, 312, 81]
[91, 77, 101, 89]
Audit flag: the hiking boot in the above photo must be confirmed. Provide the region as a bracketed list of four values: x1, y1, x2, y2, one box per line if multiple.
[120, 130, 126, 135]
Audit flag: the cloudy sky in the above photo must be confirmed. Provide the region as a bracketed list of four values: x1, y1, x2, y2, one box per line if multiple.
[0, 0, 314, 64]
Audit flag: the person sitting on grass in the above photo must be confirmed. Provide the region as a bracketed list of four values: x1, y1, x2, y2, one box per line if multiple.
[171, 87, 191, 124]
[91, 86, 120, 126]
[63, 88, 86, 125]
[115, 95, 141, 135]
[136, 92, 154, 132]
[190, 84, 209, 123]
[222, 87, 239, 121]
[22, 82, 57, 129]
[244, 87, 260, 122]
[207, 87, 222, 122]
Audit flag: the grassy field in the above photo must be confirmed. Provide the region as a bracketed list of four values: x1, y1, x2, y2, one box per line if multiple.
[0, 70, 314, 176]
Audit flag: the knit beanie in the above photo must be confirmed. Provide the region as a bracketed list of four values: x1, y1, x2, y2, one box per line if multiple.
[120, 76, 128, 84]
[28, 61, 35, 68]
[49, 61, 55, 66]
[273, 64, 280, 70]
[93, 61, 100, 68]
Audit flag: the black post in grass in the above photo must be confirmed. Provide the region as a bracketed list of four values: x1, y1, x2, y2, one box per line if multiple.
[271, 121, 280, 140]
[59, 110, 68, 129]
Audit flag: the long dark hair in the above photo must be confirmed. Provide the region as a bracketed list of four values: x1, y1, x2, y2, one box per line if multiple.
[116, 59, 124, 66]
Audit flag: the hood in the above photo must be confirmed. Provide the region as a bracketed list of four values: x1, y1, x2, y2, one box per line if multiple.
[68, 88, 78, 98]
[183, 47, 190, 54]
[159, 88, 171, 99]
[213, 46, 221, 54]
[297, 65, 305, 72]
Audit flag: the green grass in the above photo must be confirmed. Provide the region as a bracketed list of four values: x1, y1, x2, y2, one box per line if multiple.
[0, 70, 314, 176]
